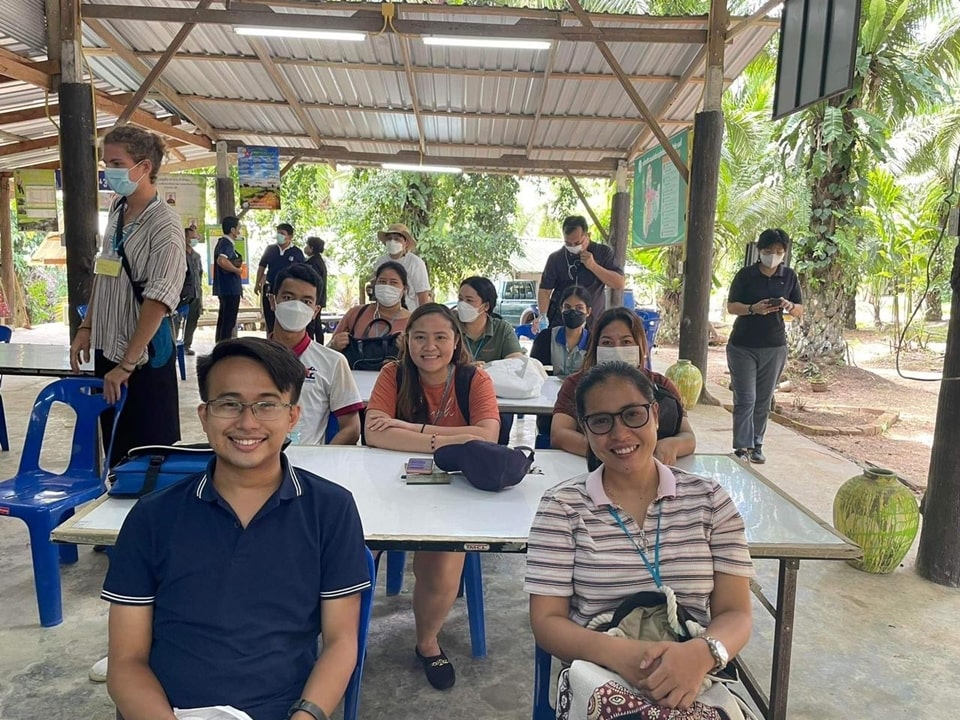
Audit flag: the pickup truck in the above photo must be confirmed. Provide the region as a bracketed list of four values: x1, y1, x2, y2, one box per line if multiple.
[495, 279, 539, 327]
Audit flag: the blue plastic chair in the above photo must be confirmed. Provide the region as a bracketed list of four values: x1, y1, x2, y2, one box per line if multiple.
[0, 378, 126, 627]
[77, 304, 88, 320]
[324, 414, 339, 444]
[635, 308, 661, 370]
[342, 546, 376, 720]
[384, 550, 487, 657]
[532, 644, 554, 720]
[175, 304, 189, 381]
[515, 323, 538, 341]
[0, 325, 11, 451]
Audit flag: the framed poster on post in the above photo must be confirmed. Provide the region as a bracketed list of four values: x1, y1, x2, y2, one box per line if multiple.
[632, 131, 691, 248]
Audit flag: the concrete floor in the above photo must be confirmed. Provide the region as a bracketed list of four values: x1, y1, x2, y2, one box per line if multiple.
[0, 324, 957, 719]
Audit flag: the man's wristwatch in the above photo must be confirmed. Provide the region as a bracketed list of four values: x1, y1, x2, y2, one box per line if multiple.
[287, 699, 328, 720]
[702, 635, 729, 671]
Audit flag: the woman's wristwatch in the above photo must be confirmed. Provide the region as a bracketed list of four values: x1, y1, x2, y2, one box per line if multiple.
[702, 635, 729, 670]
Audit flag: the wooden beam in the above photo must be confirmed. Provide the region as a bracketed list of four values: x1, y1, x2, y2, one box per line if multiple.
[563, 170, 609, 242]
[221, 140, 621, 177]
[525, 43, 557, 157]
[280, 155, 300, 176]
[0, 136, 60, 157]
[399, 36, 427, 157]
[0, 104, 59, 126]
[215, 129, 628, 155]
[627, 46, 707, 159]
[96, 91, 213, 149]
[80, 48, 710, 85]
[115, 0, 215, 126]
[80, 4, 708, 44]
[174, 93, 698, 126]
[245, 36, 324, 148]
[84, 18, 219, 140]
[0, 48, 53, 90]
[566, 0, 688, 182]
[159, 156, 219, 172]
[730, 0, 782, 38]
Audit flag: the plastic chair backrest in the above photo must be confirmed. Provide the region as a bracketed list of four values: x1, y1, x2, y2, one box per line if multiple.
[16, 378, 127, 483]
[0, 326, 11, 343]
[515, 324, 537, 341]
[342, 546, 376, 720]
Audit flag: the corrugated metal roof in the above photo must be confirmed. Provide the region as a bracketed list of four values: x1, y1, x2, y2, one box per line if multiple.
[0, 1, 778, 175]
[0, 0, 46, 56]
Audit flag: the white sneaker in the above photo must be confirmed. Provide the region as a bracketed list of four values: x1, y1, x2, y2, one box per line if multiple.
[89, 656, 108, 682]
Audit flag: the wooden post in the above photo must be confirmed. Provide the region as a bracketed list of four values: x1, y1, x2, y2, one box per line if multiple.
[59, 0, 98, 340]
[609, 160, 630, 308]
[677, 0, 727, 404]
[215, 140, 236, 222]
[917, 245, 960, 586]
[0, 174, 14, 323]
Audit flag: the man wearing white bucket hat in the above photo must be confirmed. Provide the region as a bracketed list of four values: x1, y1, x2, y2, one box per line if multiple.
[374, 223, 431, 310]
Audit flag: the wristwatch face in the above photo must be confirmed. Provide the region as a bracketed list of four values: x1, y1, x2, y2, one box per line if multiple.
[707, 637, 729, 668]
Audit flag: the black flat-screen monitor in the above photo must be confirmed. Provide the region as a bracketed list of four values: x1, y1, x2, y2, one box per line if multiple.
[773, 0, 862, 119]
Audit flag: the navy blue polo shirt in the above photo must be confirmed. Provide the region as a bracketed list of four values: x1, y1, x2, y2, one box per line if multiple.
[102, 456, 370, 720]
[259, 243, 306, 289]
[212, 235, 242, 297]
[727, 262, 802, 348]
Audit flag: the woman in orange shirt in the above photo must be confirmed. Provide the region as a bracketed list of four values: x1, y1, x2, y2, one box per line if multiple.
[365, 303, 500, 691]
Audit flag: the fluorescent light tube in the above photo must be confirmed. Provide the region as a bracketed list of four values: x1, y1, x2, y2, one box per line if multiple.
[234, 27, 366, 41]
[382, 163, 463, 174]
[423, 37, 551, 50]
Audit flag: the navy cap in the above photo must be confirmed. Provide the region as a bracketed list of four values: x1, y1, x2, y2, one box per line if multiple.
[434, 441, 535, 492]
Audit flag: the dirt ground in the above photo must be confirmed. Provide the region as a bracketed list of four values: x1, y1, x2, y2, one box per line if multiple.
[659, 328, 944, 491]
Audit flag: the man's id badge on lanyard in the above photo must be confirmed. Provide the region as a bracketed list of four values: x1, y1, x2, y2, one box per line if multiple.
[94, 254, 122, 277]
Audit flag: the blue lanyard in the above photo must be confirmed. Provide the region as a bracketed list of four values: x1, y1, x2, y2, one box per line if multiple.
[466, 335, 488, 359]
[608, 502, 663, 587]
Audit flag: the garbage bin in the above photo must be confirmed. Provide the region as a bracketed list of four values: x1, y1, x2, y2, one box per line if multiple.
[622, 288, 636, 310]
[635, 308, 661, 370]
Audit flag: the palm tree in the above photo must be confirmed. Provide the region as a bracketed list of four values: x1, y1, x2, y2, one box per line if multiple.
[781, 0, 960, 362]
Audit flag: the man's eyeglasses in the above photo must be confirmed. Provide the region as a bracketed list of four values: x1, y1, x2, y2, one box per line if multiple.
[580, 403, 652, 435]
[205, 399, 293, 420]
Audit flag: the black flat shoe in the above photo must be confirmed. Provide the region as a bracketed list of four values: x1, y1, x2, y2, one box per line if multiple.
[415, 645, 456, 690]
[750, 446, 766, 464]
[734, 449, 750, 462]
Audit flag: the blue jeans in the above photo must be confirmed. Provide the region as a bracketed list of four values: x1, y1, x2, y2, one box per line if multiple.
[726, 343, 787, 450]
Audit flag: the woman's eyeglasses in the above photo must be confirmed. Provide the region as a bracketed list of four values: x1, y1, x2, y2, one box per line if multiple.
[580, 403, 652, 434]
[206, 399, 293, 420]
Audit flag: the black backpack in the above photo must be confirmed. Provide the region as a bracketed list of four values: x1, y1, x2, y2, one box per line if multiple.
[396, 364, 477, 424]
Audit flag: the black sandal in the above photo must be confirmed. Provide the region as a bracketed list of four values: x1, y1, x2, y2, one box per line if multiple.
[415, 645, 456, 690]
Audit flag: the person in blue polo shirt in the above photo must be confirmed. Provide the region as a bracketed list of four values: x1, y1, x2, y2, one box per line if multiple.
[102, 337, 370, 720]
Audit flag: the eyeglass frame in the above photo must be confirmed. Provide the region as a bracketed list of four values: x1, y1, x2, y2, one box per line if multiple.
[579, 403, 654, 435]
[205, 398, 295, 420]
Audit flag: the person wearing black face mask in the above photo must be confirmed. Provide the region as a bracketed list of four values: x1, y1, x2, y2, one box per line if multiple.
[532, 286, 592, 379]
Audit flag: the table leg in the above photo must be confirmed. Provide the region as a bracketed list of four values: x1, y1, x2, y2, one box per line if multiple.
[769, 558, 799, 720]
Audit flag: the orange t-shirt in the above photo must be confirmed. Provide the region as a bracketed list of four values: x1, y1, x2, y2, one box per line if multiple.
[367, 362, 501, 427]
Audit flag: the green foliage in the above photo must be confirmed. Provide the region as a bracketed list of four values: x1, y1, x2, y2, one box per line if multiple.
[22, 266, 67, 324]
[330, 170, 521, 297]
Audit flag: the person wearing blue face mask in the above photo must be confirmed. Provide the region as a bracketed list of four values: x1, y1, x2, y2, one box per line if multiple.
[69, 126, 185, 467]
[256, 222, 305, 334]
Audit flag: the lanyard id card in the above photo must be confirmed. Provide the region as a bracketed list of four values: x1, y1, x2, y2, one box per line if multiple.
[94, 254, 122, 277]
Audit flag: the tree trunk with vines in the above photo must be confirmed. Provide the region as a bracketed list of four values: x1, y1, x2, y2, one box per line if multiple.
[656, 244, 683, 343]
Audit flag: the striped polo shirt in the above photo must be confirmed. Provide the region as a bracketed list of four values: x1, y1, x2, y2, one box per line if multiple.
[524, 460, 754, 627]
[90, 196, 185, 364]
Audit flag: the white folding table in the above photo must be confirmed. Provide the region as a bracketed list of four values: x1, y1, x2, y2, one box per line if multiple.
[52, 450, 857, 720]
[0, 343, 93, 377]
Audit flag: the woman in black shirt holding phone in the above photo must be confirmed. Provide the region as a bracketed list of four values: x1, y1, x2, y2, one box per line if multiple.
[725, 229, 803, 463]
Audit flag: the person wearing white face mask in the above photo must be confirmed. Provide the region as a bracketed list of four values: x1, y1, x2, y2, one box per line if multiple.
[725, 229, 803, 465]
[374, 223, 431, 310]
[457, 276, 526, 444]
[269, 264, 363, 445]
[256, 222, 306, 334]
[329, 262, 412, 370]
[551, 308, 696, 467]
[533, 215, 625, 334]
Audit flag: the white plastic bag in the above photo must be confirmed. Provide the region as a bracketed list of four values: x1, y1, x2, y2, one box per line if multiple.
[484, 356, 547, 399]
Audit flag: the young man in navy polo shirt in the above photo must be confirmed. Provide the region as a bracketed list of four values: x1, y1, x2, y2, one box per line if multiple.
[102, 337, 370, 720]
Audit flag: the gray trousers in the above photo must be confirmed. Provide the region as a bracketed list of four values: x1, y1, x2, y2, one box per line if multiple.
[726, 343, 787, 450]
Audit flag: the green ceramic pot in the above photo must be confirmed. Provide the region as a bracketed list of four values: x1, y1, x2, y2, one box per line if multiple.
[833, 467, 920, 573]
[664, 358, 703, 410]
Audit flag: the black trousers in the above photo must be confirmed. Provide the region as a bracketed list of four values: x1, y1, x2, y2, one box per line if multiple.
[216, 294, 241, 342]
[95, 351, 180, 468]
[182, 297, 202, 349]
[261, 286, 276, 335]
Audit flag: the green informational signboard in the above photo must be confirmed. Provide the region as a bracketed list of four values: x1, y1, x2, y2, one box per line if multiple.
[632, 131, 691, 248]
